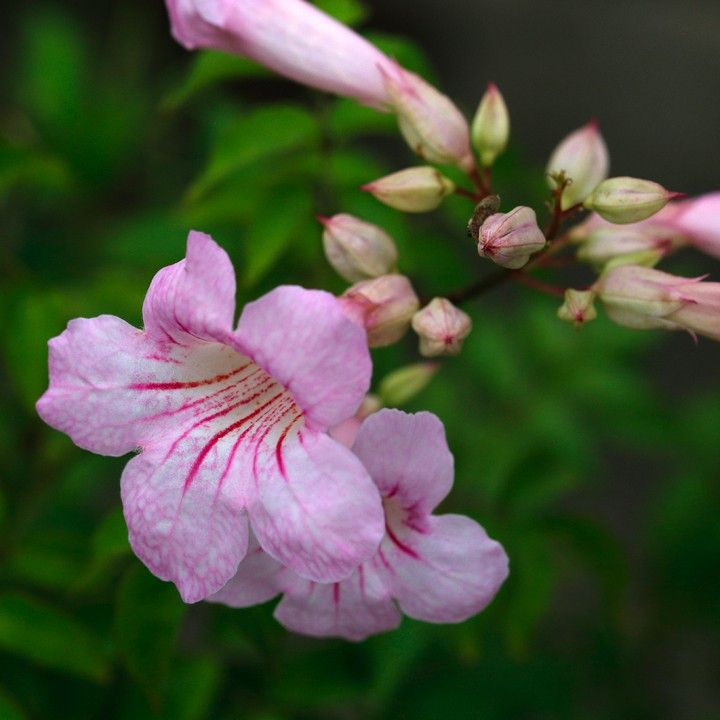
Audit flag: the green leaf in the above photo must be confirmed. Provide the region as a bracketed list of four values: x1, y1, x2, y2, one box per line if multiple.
[163, 656, 222, 720]
[0, 142, 74, 198]
[115, 566, 186, 700]
[164, 51, 268, 109]
[0, 593, 111, 682]
[7, 533, 84, 592]
[312, 0, 368, 25]
[188, 105, 320, 200]
[241, 184, 315, 288]
[0, 687, 25, 720]
[326, 99, 396, 141]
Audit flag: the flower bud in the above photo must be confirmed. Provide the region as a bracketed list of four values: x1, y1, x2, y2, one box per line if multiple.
[378, 362, 439, 407]
[320, 214, 398, 282]
[546, 120, 609, 210]
[478, 206, 546, 269]
[577, 225, 682, 268]
[595, 265, 720, 340]
[339, 274, 420, 347]
[557, 289, 597, 327]
[583, 177, 682, 224]
[471, 83, 510, 168]
[411, 298, 472, 356]
[382, 65, 474, 171]
[361, 167, 455, 213]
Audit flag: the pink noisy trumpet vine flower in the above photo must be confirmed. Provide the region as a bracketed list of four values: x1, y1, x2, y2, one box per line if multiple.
[210, 410, 509, 641]
[36, 231, 385, 603]
[164, 0, 473, 169]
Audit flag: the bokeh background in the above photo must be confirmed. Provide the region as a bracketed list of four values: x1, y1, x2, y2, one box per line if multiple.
[1, 1, 719, 718]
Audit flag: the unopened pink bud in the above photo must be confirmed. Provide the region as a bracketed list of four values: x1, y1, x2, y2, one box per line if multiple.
[339, 274, 420, 347]
[478, 206, 546, 269]
[320, 214, 398, 282]
[362, 167, 455, 213]
[471, 82, 510, 168]
[382, 66, 474, 171]
[165, 0, 405, 109]
[411, 298, 472, 356]
[557, 289, 597, 327]
[546, 121, 609, 210]
[577, 225, 684, 268]
[595, 265, 720, 340]
[584, 177, 682, 224]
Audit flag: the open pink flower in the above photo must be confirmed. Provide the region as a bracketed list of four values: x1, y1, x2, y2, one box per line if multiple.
[36, 231, 384, 602]
[210, 409, 509, 640]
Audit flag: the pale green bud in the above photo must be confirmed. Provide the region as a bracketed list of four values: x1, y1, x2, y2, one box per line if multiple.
[378, 362, 440, 407]
[411, 298, 472, 356]
[557, 289, 597, 327]
[471, 82, 510, 168]
[320, 214, 398, 282]
[362, 167, 455, 213]
[546, 121, 609, 210]
[583, 177, 683, 224]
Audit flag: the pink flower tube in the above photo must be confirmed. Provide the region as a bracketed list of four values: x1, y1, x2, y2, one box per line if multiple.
[166, 0, 397, 108]
[165, 0, 473, 168]
[36, 231, 384, 603]
[210, 410, 509, 640]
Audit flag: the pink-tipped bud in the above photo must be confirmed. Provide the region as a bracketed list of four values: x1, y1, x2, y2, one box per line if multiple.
[478, 206, 546, 269]
[378, 362, 439, 407]
[411, 298, 472, 356]
[673, 192, 720, 260]
[577, 225, 684, 268]
[320, 214, 398, 282]
[339, 274, 420, 347]
[583, 177, 682, 224]
[546, 121, 609, 210]
[471, 82, 510, 168]
[595, 265, 720, 340]
[382, 66, 474, 171]
[362, 166, 455, 213]
[557, 289, 597, 327]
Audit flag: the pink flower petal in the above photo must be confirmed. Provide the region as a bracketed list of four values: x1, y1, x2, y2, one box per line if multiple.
[121, 447, 249, 604]
[352, 409, 454, 514]
[384, 514, 509, 623]
[207, 532, 284, 607]
[274, 563, 400, 641]
[236, 286, 371, 429]
[246, 430, 384, 583]
[143, 230, 236, 344]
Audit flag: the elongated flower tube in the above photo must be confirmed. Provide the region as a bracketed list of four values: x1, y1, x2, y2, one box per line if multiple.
[478, 206, 546, 269]
[165, 0, 473, 169]
[577, 225, 683, 268]
[546, 121, 609, 210]
[595, 265, 720, 340]
[671, 192, 720, 259]
[210, 410, 509, 641]
[166, 0, 400, 109]
[36, 231, 384, 602]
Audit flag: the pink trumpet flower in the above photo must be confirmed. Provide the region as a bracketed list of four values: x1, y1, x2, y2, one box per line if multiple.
[165, 0, 473, 168]
[36, 231, 384, 603]
[210, 410, 509, 641]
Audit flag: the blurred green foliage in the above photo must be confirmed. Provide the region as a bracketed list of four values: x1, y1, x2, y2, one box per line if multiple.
[1, 1, 719, 719]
